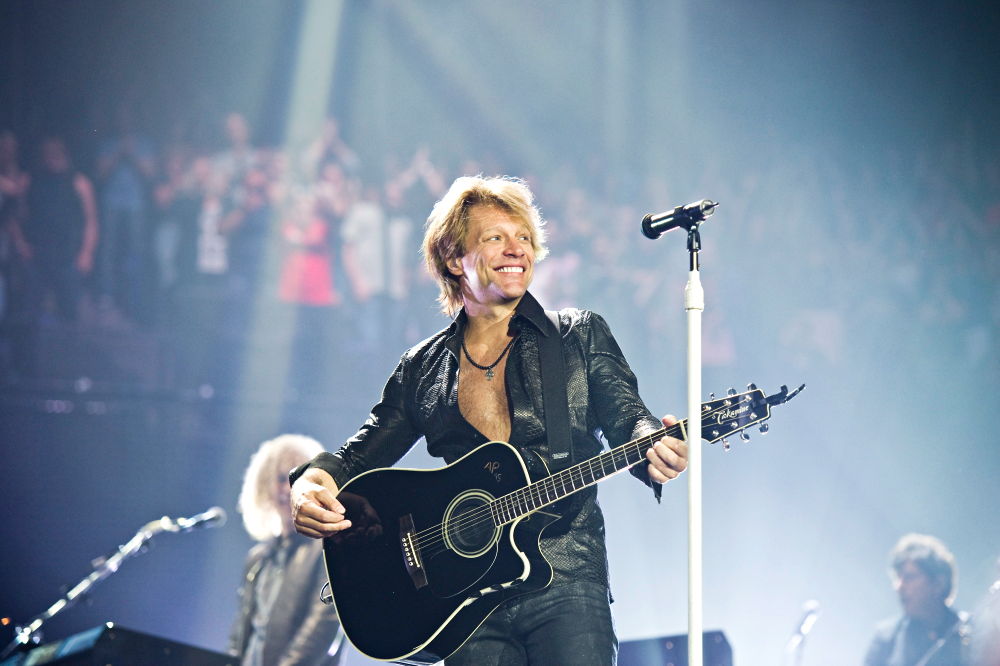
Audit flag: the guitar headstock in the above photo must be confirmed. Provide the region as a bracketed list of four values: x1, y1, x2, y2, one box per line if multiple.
[699, 383, 804, 449]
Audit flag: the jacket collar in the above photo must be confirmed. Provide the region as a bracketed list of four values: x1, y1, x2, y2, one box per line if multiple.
[444, 291, 552, 358]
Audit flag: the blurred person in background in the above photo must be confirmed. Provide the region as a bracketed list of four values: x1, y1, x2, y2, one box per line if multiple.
[340, 177, 387, 353]
[10, 135, 98, 325]
[0, 130, 30, 375]
[864, 533, 971, 666]
[201, 112, 259, 284]
[277, 189, 339, 395]
[219, 160, 273, 297]
[195, 156, 231, 279]
[216, 112, 259, 185]
[302, 116, 359, 179]
[278, 188, 338, 309]
[95, 101, 156, 322]
[0, 130, 29, 230]
[230, 434, 345, 666]
[0, 130, 29, 321]
[151, 141, 202, 304]
[381, 146, 447, 348]
[313, 160, 352, 318]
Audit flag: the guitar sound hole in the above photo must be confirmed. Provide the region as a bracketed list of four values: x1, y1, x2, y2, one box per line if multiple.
[443, 491, 499, 558]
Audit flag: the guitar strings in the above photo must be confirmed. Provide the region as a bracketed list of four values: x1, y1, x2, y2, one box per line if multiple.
[411, 429, 665, 553]
[419, 428, 679, 536]
[410, 396, 758, 554]
[411, 397, 754, 552]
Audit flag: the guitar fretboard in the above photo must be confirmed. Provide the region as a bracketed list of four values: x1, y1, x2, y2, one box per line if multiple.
[488, 422, 683, 526]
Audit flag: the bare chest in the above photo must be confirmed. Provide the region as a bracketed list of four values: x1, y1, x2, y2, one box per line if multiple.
[458, 354, 512, 443]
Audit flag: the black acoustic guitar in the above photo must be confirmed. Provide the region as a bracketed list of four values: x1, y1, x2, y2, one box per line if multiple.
[323, 383, 803, 664]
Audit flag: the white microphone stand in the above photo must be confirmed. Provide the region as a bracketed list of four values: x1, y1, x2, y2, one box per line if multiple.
[684, 223, 705, 666]
[642, 200, 717, 666]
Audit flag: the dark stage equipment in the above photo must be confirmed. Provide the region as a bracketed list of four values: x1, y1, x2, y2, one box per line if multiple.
[618, 630, 733, 666]
[0, 623, 235, 665]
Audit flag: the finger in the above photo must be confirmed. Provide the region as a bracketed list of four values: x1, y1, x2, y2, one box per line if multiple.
[645, 460, 674, 484]
[662, 437, 689, 463]
[645, 458, 677, 483]
[295, 523, 329, 539]
[298, 483, 346, 515]
[295, 497, 346, 526]
[661, 414, 679, 428]
[652, 440, 686, 469]
[646, 442, 686, 479]
[294, 508, 352, 537]
[294, 519, 352, 538]
[648, 470, 669, 484]
[322, 492, 347, 516]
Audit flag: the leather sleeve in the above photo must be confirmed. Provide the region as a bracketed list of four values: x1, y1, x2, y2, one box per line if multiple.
[582, 312, 664, 500]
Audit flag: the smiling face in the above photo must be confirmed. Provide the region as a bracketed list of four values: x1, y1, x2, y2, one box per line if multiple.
[448, 204, 535, 311]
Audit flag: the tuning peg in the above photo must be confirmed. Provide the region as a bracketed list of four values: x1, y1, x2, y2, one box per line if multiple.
[722, 438, 731, 451]
[709, 392, 716, 400]
[747, 382, 757, 390]
[739, 431, 751, 443]
[726, 387, 737, 396]
[758, 423, 769, 435]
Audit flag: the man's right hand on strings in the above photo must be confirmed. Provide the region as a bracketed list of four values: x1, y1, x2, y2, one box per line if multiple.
[291, 467, 351, 538]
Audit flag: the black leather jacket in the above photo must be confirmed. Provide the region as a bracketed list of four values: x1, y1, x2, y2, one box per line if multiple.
[229, 536, 344, 666]
[294, 291, 662, 587]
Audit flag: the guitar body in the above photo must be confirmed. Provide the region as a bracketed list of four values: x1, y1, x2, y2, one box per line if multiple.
[324, 441, 559, 664]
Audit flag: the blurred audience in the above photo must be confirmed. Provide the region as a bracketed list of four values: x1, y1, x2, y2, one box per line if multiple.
[0, 105, 996, 391]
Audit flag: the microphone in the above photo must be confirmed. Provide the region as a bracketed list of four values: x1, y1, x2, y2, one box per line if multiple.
[174, 506, 227, 532]
[794, 599, 820, 637]
[785, 599, 820, 658]
[641, 199, 718, 239]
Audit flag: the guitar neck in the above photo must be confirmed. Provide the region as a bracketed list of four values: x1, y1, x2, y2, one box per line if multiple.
[488, 384, 790, 525]
[490, 422, 684, 525]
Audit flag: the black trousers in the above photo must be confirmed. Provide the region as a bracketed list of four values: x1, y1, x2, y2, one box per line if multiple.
[445, 580, 617, 666]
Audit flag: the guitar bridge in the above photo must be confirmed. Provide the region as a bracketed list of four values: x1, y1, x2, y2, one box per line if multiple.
[400, 514, 428, 590]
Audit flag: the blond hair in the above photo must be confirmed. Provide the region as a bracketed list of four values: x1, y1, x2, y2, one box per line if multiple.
[237, 434, 324, 542]
[422, 175, 548, 316]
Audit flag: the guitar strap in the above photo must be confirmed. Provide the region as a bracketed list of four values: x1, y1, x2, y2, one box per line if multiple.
[541, 310, 573, 472]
